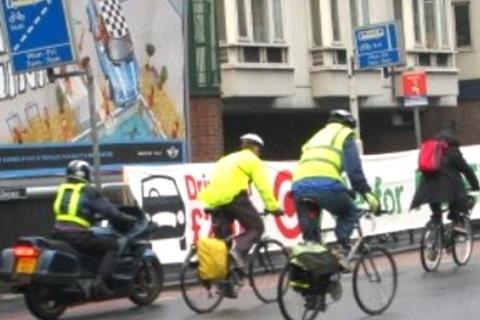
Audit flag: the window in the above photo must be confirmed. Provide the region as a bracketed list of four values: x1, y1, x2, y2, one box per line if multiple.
[418, 53, 431, 66]
[331, 0, 341, 41]
[454, 2, 471, 48]
[413, 0, 422, 44]
[424, 0, 437, 48]
[237, 0, 248, 38]
[350, 0, 359, 29]
[272, 0, 284, 40]
[215, 0, 226, 42]
[439, 0, 448, 46]
[393, 0, 403, 23]
[235, 0, 284, 43]
[252, 0, 269, 42]
[310, 0, 322, 46]
[361, 0, 370, 25]
[188, 0, 220, 95]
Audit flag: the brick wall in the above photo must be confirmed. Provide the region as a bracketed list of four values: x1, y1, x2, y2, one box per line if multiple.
[189, 96, 224, 162]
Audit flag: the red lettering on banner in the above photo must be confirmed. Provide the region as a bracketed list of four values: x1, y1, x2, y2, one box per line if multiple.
[191, 208, 202, 243]
[273, 170, 300, 239]
[185, 175, 197, 200]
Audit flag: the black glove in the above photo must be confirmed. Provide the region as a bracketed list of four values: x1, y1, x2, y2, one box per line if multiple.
[267, 209, 285, 216]
[119, 213, 137, 223]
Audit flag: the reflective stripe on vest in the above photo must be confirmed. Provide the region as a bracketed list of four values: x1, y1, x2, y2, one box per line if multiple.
[53, 183, 91, 228]
[293, 123, 353, 182]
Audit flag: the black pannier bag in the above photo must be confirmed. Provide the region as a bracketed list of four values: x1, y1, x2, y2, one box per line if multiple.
[288, 243, 340, 294]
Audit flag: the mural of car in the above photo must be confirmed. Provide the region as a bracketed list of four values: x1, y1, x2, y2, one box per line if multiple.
[141, 175, 187, 250]
[86, 0, 140, 108]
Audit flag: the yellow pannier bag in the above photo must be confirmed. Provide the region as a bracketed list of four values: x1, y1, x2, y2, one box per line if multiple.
[197, 237, 228, 281]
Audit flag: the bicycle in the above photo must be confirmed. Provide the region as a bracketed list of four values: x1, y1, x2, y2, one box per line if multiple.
[277, 197, 398, 320]
[420, 193, 477, 272]
[180, 211, 289, 313]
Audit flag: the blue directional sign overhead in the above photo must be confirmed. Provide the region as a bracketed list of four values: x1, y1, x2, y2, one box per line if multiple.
[0, 0, 76, 73]
[354, 22, 404, 70]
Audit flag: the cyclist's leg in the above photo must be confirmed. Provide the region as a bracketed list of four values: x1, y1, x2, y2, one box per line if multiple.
[211, 208, 234, 245]
[429, 203, 442, 222]
[318, 190, 357, 249]
[448, 198, 469, 231]
[293, 194, 322, 242]
[226, 192, 264, 257]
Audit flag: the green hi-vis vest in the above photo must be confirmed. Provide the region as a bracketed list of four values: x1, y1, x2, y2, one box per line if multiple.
[53, 183, 91, 228]
[293, 123, 354, 182]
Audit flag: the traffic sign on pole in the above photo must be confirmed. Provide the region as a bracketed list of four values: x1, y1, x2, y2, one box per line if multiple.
[354, 22, 404, 70]
[0, 0, 76, 74]
[402, 70, 428, 107]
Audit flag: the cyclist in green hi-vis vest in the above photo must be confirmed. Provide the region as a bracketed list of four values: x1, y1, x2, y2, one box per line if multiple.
[51, 160, 136, 295]
[291, 109, 380, 267]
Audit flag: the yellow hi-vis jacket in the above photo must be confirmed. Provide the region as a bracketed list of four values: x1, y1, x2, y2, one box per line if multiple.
[53, 182, 91, 228]
[199, 149, 281, 211]
[293, 123, 354, 182]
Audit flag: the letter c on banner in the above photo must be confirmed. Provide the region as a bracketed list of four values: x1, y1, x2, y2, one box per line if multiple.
[273, 170, 300, 239]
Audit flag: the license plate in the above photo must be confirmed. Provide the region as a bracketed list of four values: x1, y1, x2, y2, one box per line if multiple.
[15, 257, 37, 274]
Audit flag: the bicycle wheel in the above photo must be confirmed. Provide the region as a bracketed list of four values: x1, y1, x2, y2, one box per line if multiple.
[249, 238, 289, 303]
[277, 263, 322, 320]
[180, 249, 223, 313]
[352, 246, 397, 315]
[452, 216, 473, 266]
[420, 220, 443, 272]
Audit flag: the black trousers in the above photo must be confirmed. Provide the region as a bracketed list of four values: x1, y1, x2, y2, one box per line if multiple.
[51, 229, 119, 279]
[429, 199, 469, 223]
[212, 192, 264, 257]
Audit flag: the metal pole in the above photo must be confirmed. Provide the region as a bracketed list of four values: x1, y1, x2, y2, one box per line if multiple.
[348, 55, 362, 151]
[85, 63, 101, 190]
[413, 107, 422, 147]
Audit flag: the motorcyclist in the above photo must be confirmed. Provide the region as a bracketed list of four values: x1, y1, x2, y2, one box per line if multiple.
[51, 160, 136, 295]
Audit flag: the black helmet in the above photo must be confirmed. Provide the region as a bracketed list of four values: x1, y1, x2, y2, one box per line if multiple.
[328, 109, 357, 128]
[66, 160, 91, 182]
[239, 133, 264, 148]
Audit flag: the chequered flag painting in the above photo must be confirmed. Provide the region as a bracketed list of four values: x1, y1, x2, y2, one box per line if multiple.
[98, 0, 129, 38]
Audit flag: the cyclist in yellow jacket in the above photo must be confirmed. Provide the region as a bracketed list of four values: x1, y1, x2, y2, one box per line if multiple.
[199, 133, 283, 271]
[292, 110, 380, 262]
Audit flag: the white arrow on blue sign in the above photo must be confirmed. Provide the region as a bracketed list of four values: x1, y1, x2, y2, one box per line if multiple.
[354, 21, 405, 70]
[0, 0, 76, 73]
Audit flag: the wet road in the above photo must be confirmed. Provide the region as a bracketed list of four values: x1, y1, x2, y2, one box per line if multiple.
[2, 247, 480, 320]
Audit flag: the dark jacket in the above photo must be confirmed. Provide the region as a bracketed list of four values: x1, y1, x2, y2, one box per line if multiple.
[410, 132, 479, 209]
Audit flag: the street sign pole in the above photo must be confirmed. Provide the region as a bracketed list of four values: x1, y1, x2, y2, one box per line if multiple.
[47, 61, 101, 190]
[85, 63, 101, 190]
[413, 108, 422, 148]
[348, 55, 361, 144]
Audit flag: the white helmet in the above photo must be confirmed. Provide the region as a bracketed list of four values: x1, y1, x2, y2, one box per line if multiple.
[239, 133, 264, 148]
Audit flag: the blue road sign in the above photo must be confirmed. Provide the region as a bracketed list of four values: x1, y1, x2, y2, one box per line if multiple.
[0, 0, 75, 73]
[354, 22, 404, 70]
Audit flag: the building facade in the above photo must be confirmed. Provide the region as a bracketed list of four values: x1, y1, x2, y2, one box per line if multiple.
[212, 0, 474, 158]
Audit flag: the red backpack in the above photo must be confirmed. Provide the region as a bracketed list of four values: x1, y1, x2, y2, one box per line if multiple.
[418, 139, 448, 174]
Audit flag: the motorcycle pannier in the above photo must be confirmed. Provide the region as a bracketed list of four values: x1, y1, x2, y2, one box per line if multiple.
[289, 243, 340, 294]
[197, 237, 228, 281]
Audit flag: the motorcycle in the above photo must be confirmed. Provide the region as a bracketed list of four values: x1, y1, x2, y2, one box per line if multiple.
[0, 205, 164, 320]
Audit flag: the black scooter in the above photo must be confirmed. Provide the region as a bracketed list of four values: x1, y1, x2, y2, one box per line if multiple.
[0, 206, 164, 320]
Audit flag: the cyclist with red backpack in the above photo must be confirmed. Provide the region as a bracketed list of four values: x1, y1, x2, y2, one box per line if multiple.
[411, 130, 479, 231]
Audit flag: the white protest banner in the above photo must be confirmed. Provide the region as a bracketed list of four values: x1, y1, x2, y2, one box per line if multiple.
[124, 145, 480, 264]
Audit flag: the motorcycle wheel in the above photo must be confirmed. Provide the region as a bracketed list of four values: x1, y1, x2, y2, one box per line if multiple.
[24, 285, 67, 320]
[128, 258, 164, 306]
